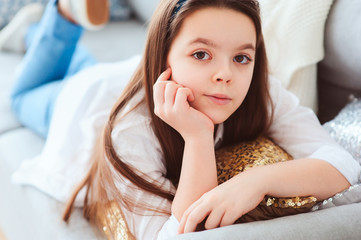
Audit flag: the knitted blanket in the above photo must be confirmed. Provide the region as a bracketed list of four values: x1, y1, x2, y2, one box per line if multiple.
[259, 0, 334, 112]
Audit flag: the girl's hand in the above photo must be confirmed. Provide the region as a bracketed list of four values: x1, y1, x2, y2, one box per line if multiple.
[153, 68, 214, 139]
[178, 169, 266, 233]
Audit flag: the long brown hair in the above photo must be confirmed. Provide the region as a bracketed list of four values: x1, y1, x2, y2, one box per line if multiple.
[63, 0, 272, 236]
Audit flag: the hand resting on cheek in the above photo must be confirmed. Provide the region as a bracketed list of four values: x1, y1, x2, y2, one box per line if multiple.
[153, 68, 215, 140]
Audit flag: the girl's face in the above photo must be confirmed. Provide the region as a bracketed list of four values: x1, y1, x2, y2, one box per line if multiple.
[167, 7, 256, 124]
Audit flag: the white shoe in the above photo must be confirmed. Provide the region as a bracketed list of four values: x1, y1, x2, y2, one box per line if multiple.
[67, 0, 109, 30]
[0, 3, 44, 53]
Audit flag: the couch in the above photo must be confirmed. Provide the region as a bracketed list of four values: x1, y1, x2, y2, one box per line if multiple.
[1, 0, 360, 239]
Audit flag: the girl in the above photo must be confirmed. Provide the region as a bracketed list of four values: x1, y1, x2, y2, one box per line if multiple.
[11, 0, 360, 239]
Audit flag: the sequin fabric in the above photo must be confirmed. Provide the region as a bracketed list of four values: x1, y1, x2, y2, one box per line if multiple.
[312, 183, 361, 211]
[98, 137, 318, 238]
[215, 137, 317, 216]
[98, 201, 135, 240]
[323, 98, 361, 165]
[263, 196, 316, 208]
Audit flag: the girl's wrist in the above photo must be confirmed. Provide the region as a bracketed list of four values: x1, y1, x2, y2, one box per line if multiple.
[181, 124, 214, 143]
[182, 129, 214, 144]
[236, 166, 269, 197]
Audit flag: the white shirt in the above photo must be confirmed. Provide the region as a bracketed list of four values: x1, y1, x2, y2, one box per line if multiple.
[12, 55, 361, 240]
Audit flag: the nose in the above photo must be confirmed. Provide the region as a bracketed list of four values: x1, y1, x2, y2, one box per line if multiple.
[213, 60, 232, 84]
[216, 77, 231, 84]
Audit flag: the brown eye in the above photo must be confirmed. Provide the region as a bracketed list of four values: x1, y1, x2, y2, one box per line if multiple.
[234, 55, 251, 64]
[193, 51, 210, 60]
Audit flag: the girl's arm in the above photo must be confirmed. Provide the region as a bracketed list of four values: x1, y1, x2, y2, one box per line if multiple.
[178, 157, 350, 233]
[153, 68, 218, 221]
[268, 76, 360, 185]
[252, 158, 350, 200]
[178, 76, 359, 233]
[172, 132, 218, 221]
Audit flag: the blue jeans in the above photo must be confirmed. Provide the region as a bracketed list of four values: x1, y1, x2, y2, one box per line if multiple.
[10, 0, 97, 138]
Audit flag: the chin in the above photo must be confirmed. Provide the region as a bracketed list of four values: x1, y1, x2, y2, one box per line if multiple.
[201, 108, 231, 125]
[210, 116, 228, 125]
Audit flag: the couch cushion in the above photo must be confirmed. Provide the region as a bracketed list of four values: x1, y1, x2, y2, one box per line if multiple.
[0, 52, 23, 134]
[0, 128, 103, 240]
[0, 52, 22, 89]
[317, 0, 361, 123]
[319, 0, 361, 89]
[82, 20, 146, 62]
[171, 203, 361, 240]
[0, 89, 22, 134]
[0, 128, 43, 170]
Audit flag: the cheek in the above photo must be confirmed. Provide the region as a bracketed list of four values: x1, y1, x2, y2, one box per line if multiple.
[234, 72, 253, 101]
[242, 67, 254, 88]
[170, 62, 203, 89]
[168, 60, 185, 82]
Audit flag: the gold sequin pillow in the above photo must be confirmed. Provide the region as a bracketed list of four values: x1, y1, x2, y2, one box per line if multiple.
[97, 201, 135, 240]
[215, 137, 317, 223]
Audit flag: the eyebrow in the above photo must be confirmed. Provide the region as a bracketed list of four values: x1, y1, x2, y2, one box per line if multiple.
[189, 38, 255, 52]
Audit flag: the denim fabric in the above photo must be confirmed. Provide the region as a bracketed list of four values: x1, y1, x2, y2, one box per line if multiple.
[10, 0, 96, 138]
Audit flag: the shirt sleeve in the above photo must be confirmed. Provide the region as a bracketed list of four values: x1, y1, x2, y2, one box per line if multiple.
[157, 214, 180, 240]
[268, 76, 361, 184]
[110, 101, 179, 240]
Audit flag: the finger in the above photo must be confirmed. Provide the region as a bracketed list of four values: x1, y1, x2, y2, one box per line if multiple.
[153, 68, 172, 112]
[178, 201, 199, 233]
[220, 210, 239, 227]
[178, 199, 204, 234]
[157, 68, 172, 82]
[183, 203, 212, 233]
[204, 208, 225, 230]
[164, 82, 181, 109]
[153, 81, 167, 106]
[174, 88, 194, 110]
[178, 212, 188, 234]
[186, 88, 195, 102]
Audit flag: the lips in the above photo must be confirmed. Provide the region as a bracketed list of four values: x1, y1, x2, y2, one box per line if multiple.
[205, 94, 232, 105]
